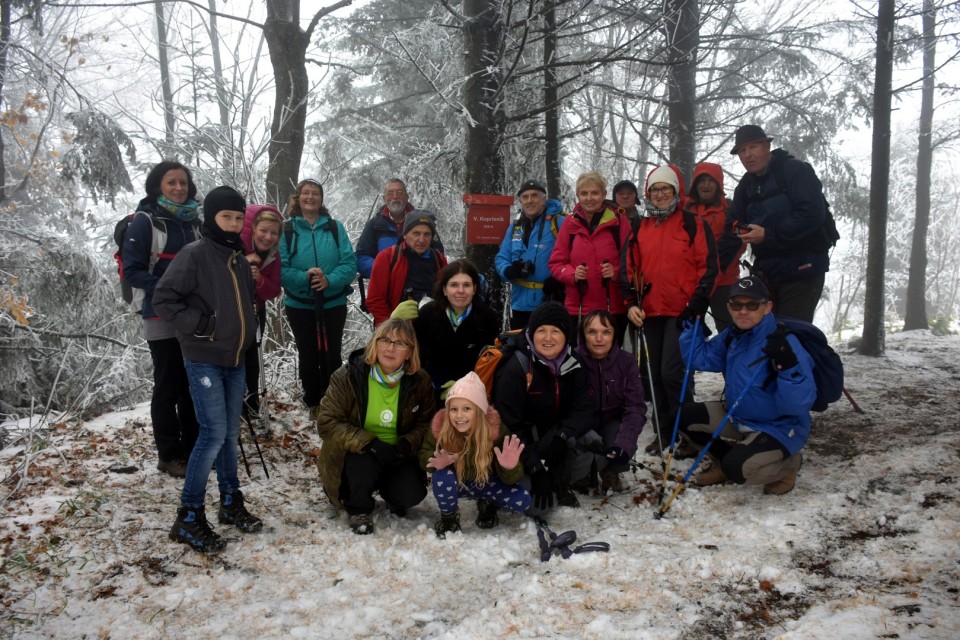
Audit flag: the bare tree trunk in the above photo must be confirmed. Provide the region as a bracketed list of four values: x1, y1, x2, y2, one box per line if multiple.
[264, 0, 308, 205]
[463, 0, 506, 312]
[207, 0, 235, 179]
[0, 0, 10, 203]
[154, 0, 176, 152]
[903, 0, 936, 331]
[543, 0, 561, 197]
[860, 0, 895, 356]
[664, 0, 699, 182]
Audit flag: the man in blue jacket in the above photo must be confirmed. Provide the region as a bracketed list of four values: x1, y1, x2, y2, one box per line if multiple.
[355, 178, 444, 279]
[676, 276, 814, 495]
[495, 179, 566, 329]
[717, 125, 833, 323]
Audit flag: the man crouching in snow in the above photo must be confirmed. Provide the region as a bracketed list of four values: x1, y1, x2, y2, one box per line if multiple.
[672, 276, 814, 495]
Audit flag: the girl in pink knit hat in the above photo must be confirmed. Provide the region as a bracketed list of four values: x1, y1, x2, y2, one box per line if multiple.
[419, 372, 531, 538]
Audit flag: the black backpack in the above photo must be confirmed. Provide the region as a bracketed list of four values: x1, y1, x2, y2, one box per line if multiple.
[745, 161, 840, 249]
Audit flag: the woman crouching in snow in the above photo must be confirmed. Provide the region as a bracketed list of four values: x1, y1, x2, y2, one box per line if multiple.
[420, 372, 532, 538]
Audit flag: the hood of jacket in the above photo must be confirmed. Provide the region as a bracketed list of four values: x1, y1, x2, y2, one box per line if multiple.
[689, 162, 725, 196]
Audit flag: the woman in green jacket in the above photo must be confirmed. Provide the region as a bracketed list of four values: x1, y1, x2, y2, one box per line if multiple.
[314, 318, 435, 535]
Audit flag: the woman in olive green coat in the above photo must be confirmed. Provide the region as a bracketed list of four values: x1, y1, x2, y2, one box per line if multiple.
[315, 318, 436, 535]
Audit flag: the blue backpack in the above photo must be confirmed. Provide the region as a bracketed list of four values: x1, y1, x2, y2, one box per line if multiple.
[774, 317, 844, 411]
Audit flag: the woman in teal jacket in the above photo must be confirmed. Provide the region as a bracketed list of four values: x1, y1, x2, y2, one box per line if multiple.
[279, 178, 358, 410]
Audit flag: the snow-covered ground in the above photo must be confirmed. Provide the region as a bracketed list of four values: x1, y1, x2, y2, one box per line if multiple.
[2, 330, 958, 639]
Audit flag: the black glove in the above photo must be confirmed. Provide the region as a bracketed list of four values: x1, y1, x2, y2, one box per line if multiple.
[504, 259, 524, 280]
[530, 470, 555, 511]
[394, 438, 413, 462]
[676, 296, 709, 329]
[366, 438, 398, 467]
[763, 332, 798, 370]
[522, 260, 536, 277]
[607, 447, 631, 468]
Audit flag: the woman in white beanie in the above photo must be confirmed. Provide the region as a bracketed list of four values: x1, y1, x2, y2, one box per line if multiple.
[420, 372, 531, 538]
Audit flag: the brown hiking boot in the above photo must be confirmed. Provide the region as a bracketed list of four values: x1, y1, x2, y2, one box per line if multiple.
[764, 454, 802, 495]
[599, 467, 623, 493]
[157, 458, 187, 478]
[693, 464, 728, 487]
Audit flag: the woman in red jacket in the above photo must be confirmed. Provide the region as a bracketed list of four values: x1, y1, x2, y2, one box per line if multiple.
[622, 165, 718, 454]
[239, 205, 283, 422]
[548, 171, 631, 344]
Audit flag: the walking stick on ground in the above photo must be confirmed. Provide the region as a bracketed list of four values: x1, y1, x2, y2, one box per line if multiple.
[659, 315, 701, 506]
[656, 361, 765, 519]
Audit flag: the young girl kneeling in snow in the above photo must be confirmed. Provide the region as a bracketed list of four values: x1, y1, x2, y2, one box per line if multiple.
[420, 372, 531, 538]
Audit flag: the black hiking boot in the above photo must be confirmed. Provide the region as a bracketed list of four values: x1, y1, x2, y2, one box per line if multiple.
[157, 458, 187, 478]
[218, 491, 263, 533]
[555, 486, 581, 508]
[434, 511, 461, 539]
[475, 499, 499, 529]
[169, 506, 226, 553]
[599, 467, 624, 493]
[349, 513, 374, 535]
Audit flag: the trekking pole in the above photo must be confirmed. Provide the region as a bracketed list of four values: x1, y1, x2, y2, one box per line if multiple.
[602, 260, 611, 312]
[315, 289, 330, 394]
[240, 411, 269, 478]
[238, 430, 252, 478]
[842, 387, 863, 414]
[576, 262, 587, 330]
[658, 315, 701, 506]
[258, 323, 270, 430]
[656, 361, 765, 519]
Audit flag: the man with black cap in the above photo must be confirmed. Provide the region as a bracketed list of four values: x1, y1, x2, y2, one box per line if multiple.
[366, 211, 448, 325]
[612, 179, 640, 226]
[495, 179, 567, 329]
[672, 275, 814, 496]
[718, 124, 834, 323]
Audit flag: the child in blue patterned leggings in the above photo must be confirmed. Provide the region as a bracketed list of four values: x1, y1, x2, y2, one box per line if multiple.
[419, 372, 531, 538]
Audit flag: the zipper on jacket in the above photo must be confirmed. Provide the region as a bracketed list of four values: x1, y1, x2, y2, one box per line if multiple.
[228, 251, 246, 366]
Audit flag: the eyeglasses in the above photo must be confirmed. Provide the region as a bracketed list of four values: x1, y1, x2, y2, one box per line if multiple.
[376, 337, 411, 351]
[384, 189, 406, 197]
[649, 186, 674, 196]
[727, 301, 764, 311]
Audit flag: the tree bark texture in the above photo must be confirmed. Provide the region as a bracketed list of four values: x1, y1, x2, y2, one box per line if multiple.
[463, 0, 507, 314]
[0, 0, 10, 203]
[154, 0, 176, 151]
[543, 1, 561, 198]
[663, 0, 699, 182]
[264, 0, 309, 205]
[903, 0, 936, 331]
[860, 0, 895, 356]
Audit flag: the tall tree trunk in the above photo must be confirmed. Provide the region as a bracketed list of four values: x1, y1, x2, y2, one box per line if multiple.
[154, 0, 176, 153]
[664, 0, 699, 182]
[463, 0, 506, 311]
[903, 0, 936, 331]
[860, 0, 895, 356]
[0, 0, 10, 203]
[264, 0, 309, 205]
[207, 0, 235, 179]
[543, 0, 561, 197]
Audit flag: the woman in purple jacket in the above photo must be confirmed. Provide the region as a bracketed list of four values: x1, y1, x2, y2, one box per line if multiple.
[574, 310, 647, 492]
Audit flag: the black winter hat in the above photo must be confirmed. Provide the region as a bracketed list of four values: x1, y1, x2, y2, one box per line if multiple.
[203, 186, 247, 221]
[402, 210, 437, 236]
[612, 180, 639, 198]
[728, 276, 770, 302]
[730, 125, 774, 154]
[527, 301, 572, 343]
[517, 179, 547, 197]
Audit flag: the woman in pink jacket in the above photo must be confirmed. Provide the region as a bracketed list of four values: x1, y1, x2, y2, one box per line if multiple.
[240, 205, 283, 422]
[548, 171, 631, 344]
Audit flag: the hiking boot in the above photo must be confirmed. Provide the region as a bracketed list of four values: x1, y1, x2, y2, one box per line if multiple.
[169, 506, 226, 553]
[599, 467, 623, 493]
[570, 474, 593, 495]
[475, 499, 499, 529]
[764, 453, 802, 495]
[218, 491, 263, 533]
[644, 440, 662, 457]
[435, 511, 461, 539]
[385, 502, 408, 518]
[672, 439, 699, 460]
[693, 464, 728, 487]
[157, 458, 187, 478]
[349, 513, 374, 535]
[555, 486, 581, 508]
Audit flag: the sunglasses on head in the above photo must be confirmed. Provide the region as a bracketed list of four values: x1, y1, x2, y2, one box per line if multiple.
[727, 300, 765, 311]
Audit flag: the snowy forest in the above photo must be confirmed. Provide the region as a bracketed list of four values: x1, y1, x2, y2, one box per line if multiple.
[2, 1, 960, 638]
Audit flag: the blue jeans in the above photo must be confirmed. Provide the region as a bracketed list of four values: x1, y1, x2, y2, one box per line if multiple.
[431, 467, 532, 515]
[181, 359, 245, 507]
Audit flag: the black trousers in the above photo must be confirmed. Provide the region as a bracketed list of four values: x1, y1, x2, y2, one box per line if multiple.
[639, 315, 693, 434]
[243, 307, 267, 416]
[770, 274, 825, 323]
[148, 337, 198, 461]
[285, 304, 347, 407]
[339, 452, 427, 516]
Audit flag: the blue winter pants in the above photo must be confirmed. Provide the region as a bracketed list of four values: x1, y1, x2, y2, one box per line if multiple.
[431, 467, 532, 515]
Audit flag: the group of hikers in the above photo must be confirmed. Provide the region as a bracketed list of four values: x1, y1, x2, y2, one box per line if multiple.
[120, 124, 836, 553]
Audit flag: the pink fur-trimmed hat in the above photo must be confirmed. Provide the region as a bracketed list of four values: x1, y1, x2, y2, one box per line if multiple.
[445, 371, 489, 413]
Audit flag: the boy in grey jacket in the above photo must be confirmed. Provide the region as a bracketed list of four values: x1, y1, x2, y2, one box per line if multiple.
[154, 186, 262, 553]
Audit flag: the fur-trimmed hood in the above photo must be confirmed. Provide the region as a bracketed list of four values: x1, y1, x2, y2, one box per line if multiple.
[430, 405, 502, 441]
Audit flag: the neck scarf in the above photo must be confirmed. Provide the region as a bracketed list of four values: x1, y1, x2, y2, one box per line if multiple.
[157, 196, 200, 222]
[371, 362, 405, 388]
[447, 303, 472, 330]
[644, 196, 679, 220]
[525, 333, 569, 376]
